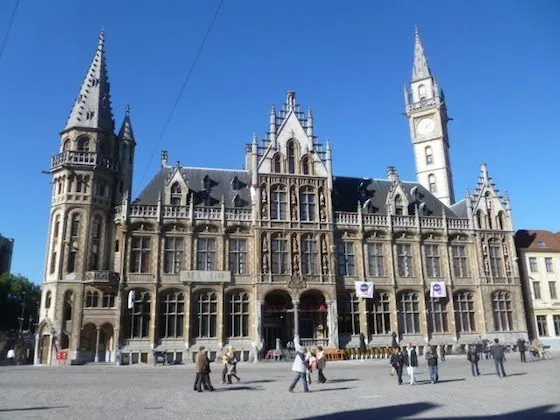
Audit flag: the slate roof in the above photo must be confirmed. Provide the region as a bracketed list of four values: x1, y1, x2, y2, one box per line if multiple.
[332, 176, 460, 217]
[450, 199, 468, 218]
[515, 230, 560, 252]
[136, 166, 251, 208]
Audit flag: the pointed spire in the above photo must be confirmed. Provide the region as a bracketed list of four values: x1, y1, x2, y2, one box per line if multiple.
[64, 31, 114, 133]
[412, 27, 431, 81]
[118, 105, 135, 142]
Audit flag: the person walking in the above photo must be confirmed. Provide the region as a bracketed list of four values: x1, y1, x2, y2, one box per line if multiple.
[7, 348, 16, 366]
[490, 338, 507, 378]
[316, 346, 327, 384]
[225, 346, 241, 384]
[289, 347, 310, 393]
[221, 346, 229, 384]
[390, 347, 405, 385]
[403, 343, 418, 385]
[425, 345, 439, 384]
[467, 344, 480, 376]
[517, 337, 527, 363]
[194, 347, 214, 392]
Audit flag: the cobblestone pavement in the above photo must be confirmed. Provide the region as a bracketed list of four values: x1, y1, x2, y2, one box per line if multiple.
[1, 353, 559, 419]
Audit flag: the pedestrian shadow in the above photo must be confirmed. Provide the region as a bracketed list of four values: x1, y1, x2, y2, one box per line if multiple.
[242, 379, 277, 384]
[300, 402, 437, 419]
[323, 378, 358, 383]
[0, 406, 69, 413]
[214, 385, 263, 392]
[311, 386, 354, 392]
[434, 378, 466, 384]
[506, 372, 527, 377]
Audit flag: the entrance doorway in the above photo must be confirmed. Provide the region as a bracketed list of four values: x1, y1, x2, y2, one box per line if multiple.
[262, 291, 294, 352]
[299, 290, 328, 347]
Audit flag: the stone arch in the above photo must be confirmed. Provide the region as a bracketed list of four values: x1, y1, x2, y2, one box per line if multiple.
[37, 320, 54, 364]
[79, 323, 97, 362]
[262, 289, 295, 352]
[162, 222, 187, 233]
[98, 323, 114, 362]
[77, 136, 91, 152]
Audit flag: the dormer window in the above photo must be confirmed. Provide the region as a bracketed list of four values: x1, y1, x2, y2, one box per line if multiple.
[170, 182, 182, 206]
[395, 195, 404, 215]
[232, 194, 243, 207]
[77, 137, 90, 152]
[287, 141, 296, 174]
[171, 182, 182, 194]
[273, 154, 281, 173]
[302, 156, 310, 175]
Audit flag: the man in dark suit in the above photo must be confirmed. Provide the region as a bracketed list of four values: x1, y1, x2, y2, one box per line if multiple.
[517, 337, 527, 363]
[490, 338, 507, 378]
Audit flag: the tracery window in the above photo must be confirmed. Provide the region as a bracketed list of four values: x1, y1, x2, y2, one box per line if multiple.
[158, 291, 184, 338]
[226, 291, 250, 337]
[492, 291, 513, 331]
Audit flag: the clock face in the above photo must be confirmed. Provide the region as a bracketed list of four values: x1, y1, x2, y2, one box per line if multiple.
[417, 118, 435, 135]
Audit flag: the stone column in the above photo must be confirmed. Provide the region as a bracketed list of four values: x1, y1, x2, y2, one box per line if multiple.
[217, 285, 225, 349]
[293, 300, 300, 345]
[94, 326, 101, 362]
[327, 300, 339, 348]
[359, 297, 368, 340]
[254, 299, 263, 362]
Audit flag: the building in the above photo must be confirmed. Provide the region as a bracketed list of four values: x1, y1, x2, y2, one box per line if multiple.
[515, 230, 560, 349]
[36, 30, 528, 365]
[0, 233, 14, 275]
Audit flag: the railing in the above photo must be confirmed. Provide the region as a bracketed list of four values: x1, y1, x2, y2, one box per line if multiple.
[406, 97, 441, 113]
[392, 216, 416, 228]
[114, 205, 252, 222]
[194, 207, 221, 220]
[51, 151, 118, 171]
[335, 211, 471, 232]
[300, 338, 329, 348]
[420, 217, 443, 228]
[130, 205, 158, 217]
[225, 208, 252, 220]
[335, 212, 359, 225]
[447, 219, 470, 229]
[162, 205, 188, 218]
[84, 270, 120, 283]
[363, 214, 387, 225]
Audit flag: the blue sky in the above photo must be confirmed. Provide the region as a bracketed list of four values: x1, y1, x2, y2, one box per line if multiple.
[0, 0, 559, 284]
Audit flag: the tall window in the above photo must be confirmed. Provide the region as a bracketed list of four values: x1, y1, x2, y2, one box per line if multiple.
[497, 212, 505, 230]
[368, 292, 391, 335]
[195, 291, 217, 337]
[529, 257, 538, 273]
[227, 291, 250, 337]
[394, 195, 404, 215]
[85, 290, 99, 308]
[337, 242, 355, 276]
[299, 187, 316, 221]
[367, 243, 384, 277]
[89, 216, 102, 270]
[489, 244, 503, 277]
[130, 237, 151, 273]
[536, 315, 548, 337]
[545, 257, 553, 273]
[533, 281, 541, 300]
[273, 154, 281, 173]
[454, 291, 476, 332]
[428, 297, 448, 333]
[197, 238, 216, 271]
[425, 146, 433, 164]
[50, 216, 60, 274]
[550, 282, 558, 300]
[418, 84, 426, 100]
[45, 291, 52, 309]
[302, 156, 310, 175]
[301, 235, 318, 275]
[271, 185, 287, 220]
[271, 235, 288, 274]
[77, 137, 90, 152]
[451, 245, 468, 278]
[397, 244, 413, 277]
[554, 315, 560, 336]
[164, 237, 183, 274]
[425, 244, 441, 277]
[399, 292, 420, 334]
[170, 182, 182, 206]
[229, 238, 247, 274]
[492, 291, 513, 331]
[428, 174, 437, 193]
[67, 214, 80, 273]
[102, 292, 115, 308]
[158, 291, 184, 338]
[338, 293, 360, 335]
[287, 141, 296, 174]
[129, 290, 151, 338]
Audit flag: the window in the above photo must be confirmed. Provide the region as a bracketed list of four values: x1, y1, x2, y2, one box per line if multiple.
[428, 297, 448, 333]
[62, 139, 70, 152]
[128, 290, 151, 338]
[399, 292, 420, 334]
[229, 238, 247, 275]
[130, 237, 151, 273]
[489, 245, 503, 277]
[454, 291, 475, 332]
[338, 293, 360, 335]
[301, 235, 318, 275]
[425, 146, 433, 165]
[554, 315, 560, 336]
[367, 243, 384, 277]
[425, 244, 441, 277]
[195, 291, 217, 337]
[302, 156, 310, 175]
[337, 242, 355, 276]
[97, 179, 107, 198]
[418, 84, 426, 100]
[197, 238, 216, 271]
[50, 216, 60, 274]
[76, 175, 84, 193]
[287, 141, 296, 174]
[497, 212, 505, 230]
[271, 235, 288, 274]
[397, 244, 413, 277]
[299, 187, 316, 221]
[273, 154, 281, 173]
[394, 195, 404, 215]
[492, 291, 512, 331]
[67, 214, 80, 273]
[170, 182, 182, 205]
[102, 292, 115, 308]
[89, 216, 102, 270]
[533, 281, 541, 300]
[536, 315, 548, 337]
[550, 282, 558, 300]
[368, 292, 391, 335]
[85, 290, 99, 308]
[529, 257, 538, 273]
[451, 245, 468, 278]
[428, 174, 437, 193]
[271, 185, 287, 220]
[545, 257, 553, 273]
[164, 237, 183, 274]
[227, 291, 250, 337]
[77, 137, 90, 152]
[476, 210, 484, 229]
[45, 291, 52, 309]
[159, 291, 184, 338]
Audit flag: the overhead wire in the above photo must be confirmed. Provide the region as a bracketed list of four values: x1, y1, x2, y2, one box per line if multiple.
[0, 0, 20, 64]
[134, 0, 225, 197]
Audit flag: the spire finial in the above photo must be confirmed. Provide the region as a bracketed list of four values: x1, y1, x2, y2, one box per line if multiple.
[125, 104, 131, 115]
[412, 27, 431, 81]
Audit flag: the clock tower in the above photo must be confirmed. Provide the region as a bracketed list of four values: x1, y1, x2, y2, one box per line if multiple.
[405, 28, 455, 206]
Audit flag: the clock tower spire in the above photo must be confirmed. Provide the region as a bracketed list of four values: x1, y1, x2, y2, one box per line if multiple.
[405, 28, 455, 206]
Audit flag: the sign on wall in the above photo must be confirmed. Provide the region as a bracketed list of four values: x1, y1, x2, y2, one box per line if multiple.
[430, 281, 447, 298]
[354, 281, 374, 298]
[180, 270, 232, 283]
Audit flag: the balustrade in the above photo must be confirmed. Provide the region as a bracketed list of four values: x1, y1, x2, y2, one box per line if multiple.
[362, 214, 387, 226]
[420, 217, 443, 228]
[392, 215, 416, 228]
[447, 219, 469, 229]
[50, 151, 118, 171]
[334, 212, 359, 225]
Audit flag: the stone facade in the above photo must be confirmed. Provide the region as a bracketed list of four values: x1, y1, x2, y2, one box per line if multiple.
[35, 31, 528, 365]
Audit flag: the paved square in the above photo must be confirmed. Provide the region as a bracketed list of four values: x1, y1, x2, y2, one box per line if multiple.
[1, 353, 559, 419]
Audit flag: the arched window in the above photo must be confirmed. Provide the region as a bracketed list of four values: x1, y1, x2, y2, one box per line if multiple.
[427, 296, 448, 333]
[367, 291, 391, 335]
[287, 141, 296, 174]
[50, 215, 60, 275]
[61, 290, 73, 348]
[476, 210, 484, 229]
[428, 174, 437, 193]
[158, 291, 184, 338]
[90, 215, 102, 270]
[62, 139, 70, 152]
[128, 290, 151, 338]
[454, 291, 475, 332]
[425, 146, 433, 165]
[226, 291, 250, 337]
[164, 237, 184, 274]
[395, 195, 404, 215]
[272, 154, 282, 173]
[492, 291, 512, 331]
[489, 240, 503, 278]
[301, 234, 318, 275]
[337, 292, 360, 335]
[195, 291, 217, 337]
[271, 185, 287, 220]
[299, 186, 316, 221]
[497, 211, 505, 230]
[398, 291, 420, 333]
[418, 84, 427, 100]
[76, 175, 84, 193]
[85, 290, 99, 308]
[102, 292, 115, 308]
[77, 137, 90, 152]
[302, 156, 310, 175]
[67, 214, 80, 273]
[271, 234, 288, 274]
[170, 182, 182, 206]
[45, 291, 52, 309]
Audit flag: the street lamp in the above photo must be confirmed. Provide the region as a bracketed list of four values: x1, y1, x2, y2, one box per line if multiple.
[18, 291, 27, 336]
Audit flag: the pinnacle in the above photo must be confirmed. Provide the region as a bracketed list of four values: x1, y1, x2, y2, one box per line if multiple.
[118, 105, 135, 141]
[412, 27, 431, 81]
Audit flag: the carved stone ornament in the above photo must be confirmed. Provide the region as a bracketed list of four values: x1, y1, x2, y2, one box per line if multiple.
[287, 276, 306, 291]
[319, 190, 326, 221]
